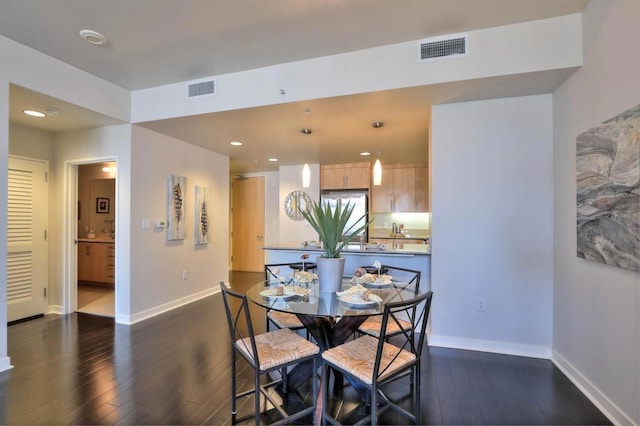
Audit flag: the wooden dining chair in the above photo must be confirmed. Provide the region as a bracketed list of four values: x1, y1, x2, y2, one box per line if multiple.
[219, 282, 319, 425]
[357, 265, 421, 339]
[321, 290, 433, 425]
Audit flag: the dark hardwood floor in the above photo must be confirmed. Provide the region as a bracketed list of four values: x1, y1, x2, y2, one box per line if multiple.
[0, 271, 610, 425]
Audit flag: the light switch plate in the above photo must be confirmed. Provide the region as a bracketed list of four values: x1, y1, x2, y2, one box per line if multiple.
[142, 218, 152, 230]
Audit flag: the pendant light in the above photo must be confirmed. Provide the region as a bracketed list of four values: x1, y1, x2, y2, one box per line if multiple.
[301, 127, 312, 188]
[302, 108, 312, 188]
[302, 163, 311, 188]
[372, 121, 384, 186]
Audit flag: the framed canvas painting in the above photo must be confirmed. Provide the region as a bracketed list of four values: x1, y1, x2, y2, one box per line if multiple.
[167, 174, 186, 240]
[194, 185, 209, 245]
[576, 104, 639, 272]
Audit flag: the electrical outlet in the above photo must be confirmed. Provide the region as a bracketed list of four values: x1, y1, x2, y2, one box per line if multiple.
[182, 269, 188, 280]
[475, 296, 487, 312]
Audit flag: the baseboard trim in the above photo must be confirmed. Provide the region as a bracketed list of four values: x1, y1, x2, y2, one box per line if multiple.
[429, 334, 551, 359]
[552, 350, 630, 425]
[116, 286, 221, 325]
[48, 305, 64, 315]
[0, 356, 13, 373]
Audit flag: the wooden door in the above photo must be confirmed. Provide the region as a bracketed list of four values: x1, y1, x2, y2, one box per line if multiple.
[7, 156, 48, 322]
[231, 176, 265, 272]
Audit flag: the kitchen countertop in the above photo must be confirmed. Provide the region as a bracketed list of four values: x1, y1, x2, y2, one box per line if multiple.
[264, 243, 430, 256]
[370, 235, 429, 240]
[77, 237, 115, 243]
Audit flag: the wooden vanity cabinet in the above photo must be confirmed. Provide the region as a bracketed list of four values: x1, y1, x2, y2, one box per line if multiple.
[321, 162, 370, 190]
[78, 241, 115, 285]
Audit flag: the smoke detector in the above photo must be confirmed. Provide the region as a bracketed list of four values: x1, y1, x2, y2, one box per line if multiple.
[79, 30, 108, 46]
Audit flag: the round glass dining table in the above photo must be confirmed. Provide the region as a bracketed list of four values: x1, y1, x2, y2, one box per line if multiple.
[246, 278, 423, 391]
[246, 277, 421, 319]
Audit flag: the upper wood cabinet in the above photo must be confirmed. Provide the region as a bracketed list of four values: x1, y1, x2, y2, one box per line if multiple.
[415, 166, 429, 212]
[321, 163, 371, 190]
[372, 164, 429, 212]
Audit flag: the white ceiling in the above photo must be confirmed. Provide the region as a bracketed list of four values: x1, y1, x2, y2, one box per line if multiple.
[2, 0, 588, 173]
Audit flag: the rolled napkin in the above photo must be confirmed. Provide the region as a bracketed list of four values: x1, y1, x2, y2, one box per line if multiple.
[362, 290, 382, 303]
[350, 273, 392, 284]
[337, 284, 383, 303]
[354, 267, 367, 278]
[293, 270, 318, 284]
[260, 285, 310, 297]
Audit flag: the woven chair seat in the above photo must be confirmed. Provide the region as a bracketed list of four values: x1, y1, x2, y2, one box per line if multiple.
[236, 328, 319, 371]
[357, 315, 411, 337]
[322, 335, 415, 385]
[267, 310, 304, 329]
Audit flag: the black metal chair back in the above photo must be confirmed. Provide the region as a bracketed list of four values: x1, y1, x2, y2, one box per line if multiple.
[374, 290, 433, 381]
[219, 282, 260, 367]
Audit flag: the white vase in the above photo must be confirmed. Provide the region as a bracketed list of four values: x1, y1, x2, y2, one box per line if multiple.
[316, 256, 345, 293]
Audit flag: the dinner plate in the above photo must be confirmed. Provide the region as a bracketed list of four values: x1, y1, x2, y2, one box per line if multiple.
[363, 279, 393, 289]
[338, 294, 378, 308]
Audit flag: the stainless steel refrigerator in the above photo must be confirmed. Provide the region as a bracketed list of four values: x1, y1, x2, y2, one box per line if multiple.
[320, 189, 369, 242]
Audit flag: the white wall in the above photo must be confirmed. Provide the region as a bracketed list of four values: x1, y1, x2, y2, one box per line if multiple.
[0, 82, 9, 371]
[552, 1, 640, 424]
[8, 122, 54, 160]
[128, 125, 229, 323]
[50, 125, 132, 318]
[131, 14, 583, 123]
[278, 164, 320, 245]
[430, 95, 553, 358]
[0, 33, 131, 371]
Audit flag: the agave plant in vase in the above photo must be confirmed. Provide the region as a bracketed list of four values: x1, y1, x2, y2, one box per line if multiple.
[301, 199, 372, 292]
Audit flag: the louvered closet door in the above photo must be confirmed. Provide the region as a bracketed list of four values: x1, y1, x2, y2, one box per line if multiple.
[7, 157, 48, 322]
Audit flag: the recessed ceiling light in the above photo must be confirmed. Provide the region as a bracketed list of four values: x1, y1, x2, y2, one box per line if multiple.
[268, 158, 278, 162]
[230, 141, 243, 146]
[360, 151, 371, 156]
[23, 110, 46, 118]
[79, 29, 108, 46]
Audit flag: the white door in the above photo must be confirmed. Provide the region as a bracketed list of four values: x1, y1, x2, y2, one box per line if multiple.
[7, 157, 48, 322]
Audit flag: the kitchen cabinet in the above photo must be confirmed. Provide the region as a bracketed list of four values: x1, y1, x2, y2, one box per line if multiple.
[78, 241, 115, 285]
[415, 166, 429, 211]
[321, 163, 370, 190]
[372, 164, 428, 212]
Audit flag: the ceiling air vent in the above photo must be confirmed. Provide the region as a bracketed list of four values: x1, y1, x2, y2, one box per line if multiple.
[187, 79, 216, 98]
[418, 34, 468, 62]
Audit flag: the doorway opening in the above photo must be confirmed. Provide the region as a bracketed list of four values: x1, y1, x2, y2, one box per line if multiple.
[75, 161, 116, 317]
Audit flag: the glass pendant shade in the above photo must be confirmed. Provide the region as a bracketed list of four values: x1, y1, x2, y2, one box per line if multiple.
[302, 163, 311, 188]
[373, 159, 382, 186]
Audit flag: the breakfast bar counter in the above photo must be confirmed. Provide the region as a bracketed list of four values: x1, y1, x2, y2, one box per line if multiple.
[263, 243, 431, 290]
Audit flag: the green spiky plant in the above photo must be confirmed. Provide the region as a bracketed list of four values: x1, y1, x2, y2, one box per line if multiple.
[300, 199, 373, 258]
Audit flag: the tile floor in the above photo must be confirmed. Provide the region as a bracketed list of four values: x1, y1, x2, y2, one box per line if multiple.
[76, 282, 114, 317]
